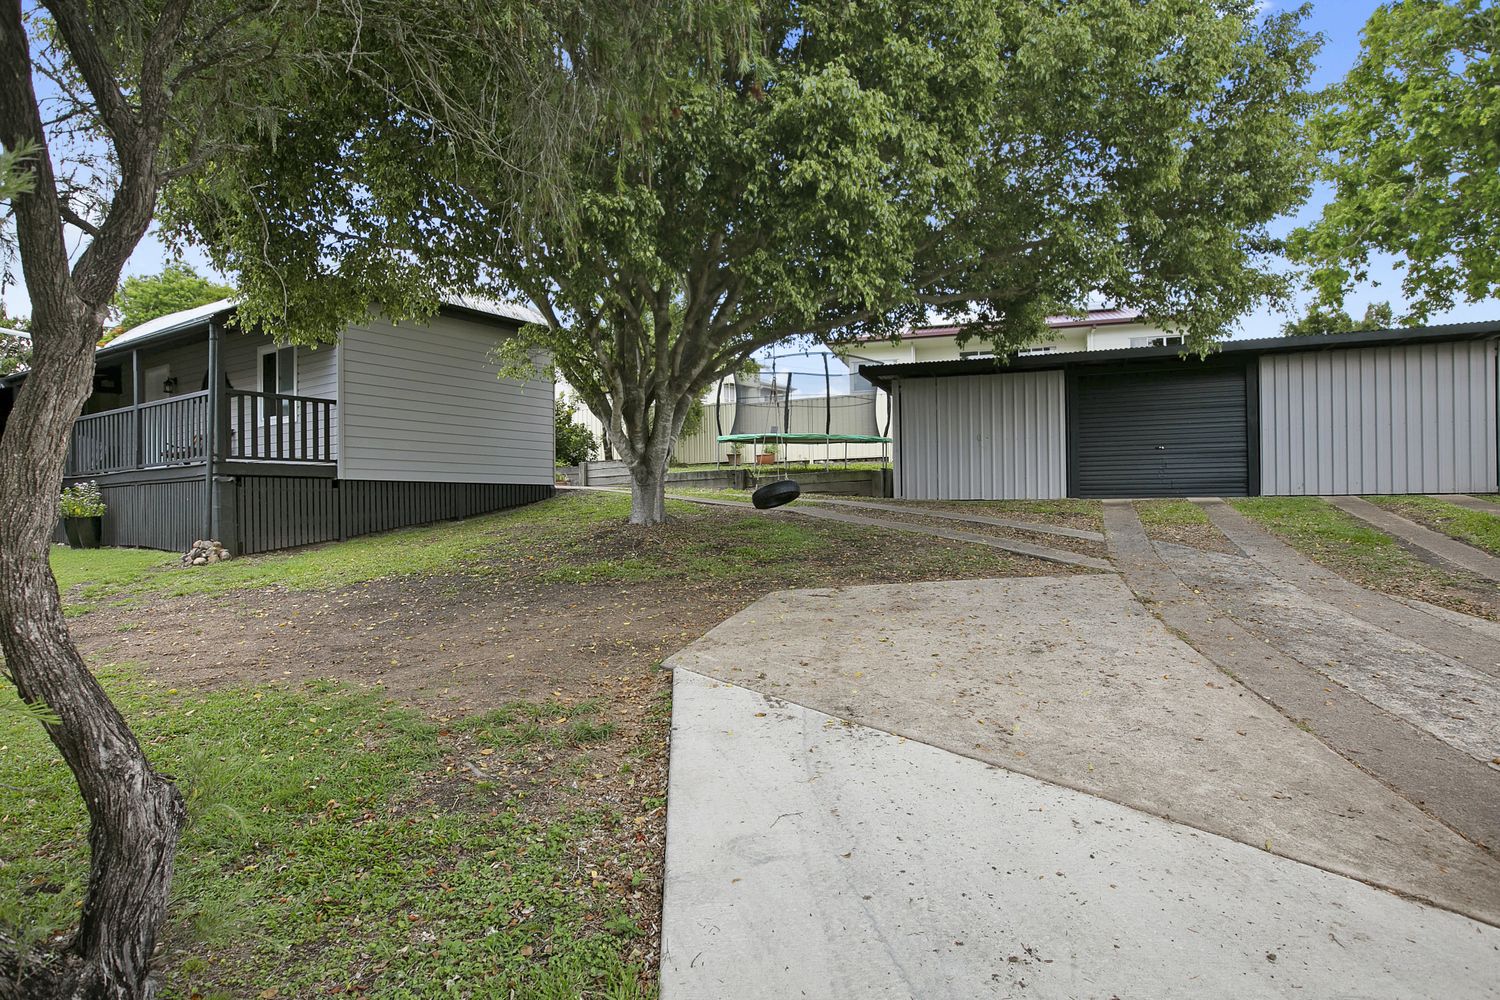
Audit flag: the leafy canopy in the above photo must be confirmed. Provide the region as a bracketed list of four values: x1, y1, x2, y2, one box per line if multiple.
[554, 397, 597, 466]
[111, 264, 233, 336]
[1291, 0, 1500, 320]
[1282, 300, 1394, 336]
[167, 0, 1318, 518]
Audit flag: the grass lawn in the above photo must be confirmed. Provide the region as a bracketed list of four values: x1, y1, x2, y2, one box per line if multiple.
[0, 668, 656, 998]
[861, 498, 1104, 534]
[1229, 497, 1499, 619]
[14, 490, 1062, 997]
[1362, 495, 1500, 557]
[1132, 500, 1235, 553]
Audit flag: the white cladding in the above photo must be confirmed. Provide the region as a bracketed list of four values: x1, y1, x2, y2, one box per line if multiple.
[895, 371, 1066, 500]
[1258, 340, 1499, 496]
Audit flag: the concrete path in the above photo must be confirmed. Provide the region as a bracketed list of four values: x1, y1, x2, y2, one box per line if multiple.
[665, 574, 1500, 923]
[1197, 500, 1500, 674]
[1435, 493, 1500, 516]
[1100, 501, 1500, 859]
[800, 496, 1106, 543]
[1323, 494, 1500, 581]
[663, 670, 1500, 999]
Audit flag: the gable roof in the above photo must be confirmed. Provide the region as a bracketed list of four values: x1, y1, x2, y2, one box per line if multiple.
[95, 294, 543, 359]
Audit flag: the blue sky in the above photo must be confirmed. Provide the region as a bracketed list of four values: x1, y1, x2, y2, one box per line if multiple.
[3, 2, 1490, 337]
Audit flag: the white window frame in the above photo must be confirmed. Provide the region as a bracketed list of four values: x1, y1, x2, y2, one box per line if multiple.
[257, 344, 298, 396]
[1130, 335, 1184, 349]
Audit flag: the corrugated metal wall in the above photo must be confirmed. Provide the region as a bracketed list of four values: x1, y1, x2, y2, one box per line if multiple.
[895, 371, 1066, 499]
[1259, 340, 1499, 495]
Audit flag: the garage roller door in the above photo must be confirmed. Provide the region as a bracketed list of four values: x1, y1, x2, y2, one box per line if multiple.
[1071, 366, 1249, 497]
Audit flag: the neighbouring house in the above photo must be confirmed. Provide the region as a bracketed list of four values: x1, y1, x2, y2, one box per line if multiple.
[842, 306, 1181, 368]
[0, 297, 556, 554]
[862, 322, 1500, 500]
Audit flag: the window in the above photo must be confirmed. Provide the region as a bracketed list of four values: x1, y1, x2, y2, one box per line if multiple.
[1129, 335, 1184, 349]
[1017, 345, 1057, 356]
[960, 350, 996, 360]
[258, 345, 297, 419]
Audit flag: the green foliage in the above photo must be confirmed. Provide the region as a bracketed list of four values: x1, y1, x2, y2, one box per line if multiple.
[1364, 495, 1500, 556]
[1291, 0, 1500, 319]
[0, 298, 30, 375]
[165, 0, 1318, 510]
[58, 480, 106, 518]
[110, 264, 233, 338]
[1282, 300, 1394, 336]
[556, 396, 598, 466]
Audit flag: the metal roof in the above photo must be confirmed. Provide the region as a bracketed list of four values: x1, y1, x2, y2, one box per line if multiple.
[858, 320, 1500, 386]
[91, 294, 542, 360]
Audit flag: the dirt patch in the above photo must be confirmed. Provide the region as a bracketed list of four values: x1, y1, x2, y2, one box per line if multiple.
[67, 495, 1070, 986]
[820, 506, 1108, 560]
[862, 498, 1104, 534]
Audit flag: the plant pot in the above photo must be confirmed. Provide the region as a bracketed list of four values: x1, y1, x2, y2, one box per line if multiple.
[726, 453, 741, 465]
[63, 516, 103, 549]
[756, 453, 775, 465]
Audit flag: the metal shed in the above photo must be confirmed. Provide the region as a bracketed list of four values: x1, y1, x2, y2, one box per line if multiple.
[862, 322, 1500, 500]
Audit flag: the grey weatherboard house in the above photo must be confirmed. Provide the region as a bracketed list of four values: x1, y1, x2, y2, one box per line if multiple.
[0, 297, 555, 555]
[862, 322, 1500, 500]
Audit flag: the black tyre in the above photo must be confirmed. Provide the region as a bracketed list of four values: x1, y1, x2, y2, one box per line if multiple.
[752, 479, 801, 510]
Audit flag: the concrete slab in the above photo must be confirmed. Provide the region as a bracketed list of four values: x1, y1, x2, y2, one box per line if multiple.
[1158, 540, 1500, 766]
[1435, 494, 1500, 516]
[662, 670, 1500, 999]
[665, 574, 1500, 923]
[1324, 495, 1500, 582]
[1102, 501, 1500, 861]
[1198, 500, 1500, 674]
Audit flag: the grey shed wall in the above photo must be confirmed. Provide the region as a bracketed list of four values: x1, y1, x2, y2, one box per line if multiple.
[1259, 339, 1499, 495]
[337, 313, 554, 484]
[894, 371, 1066, 499]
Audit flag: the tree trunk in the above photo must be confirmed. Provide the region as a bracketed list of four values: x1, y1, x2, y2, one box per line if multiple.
[0, 313, 187, 1000]
[628, 449, 671, 525]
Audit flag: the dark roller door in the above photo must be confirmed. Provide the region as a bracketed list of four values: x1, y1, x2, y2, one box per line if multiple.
[1071, 366, 1249, 497]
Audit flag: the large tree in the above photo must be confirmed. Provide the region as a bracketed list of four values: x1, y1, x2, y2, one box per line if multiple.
[109, 262, 232, 335]
[1291, 0, 1499, 320]
[172, 0, 1319, 524]
[0, 2, 733, 995]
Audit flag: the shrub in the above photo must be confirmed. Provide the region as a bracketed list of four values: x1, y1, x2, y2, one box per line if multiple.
[59, 481, 106, 518]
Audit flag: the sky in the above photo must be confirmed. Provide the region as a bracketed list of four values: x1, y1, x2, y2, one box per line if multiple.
[3, 1, 1490, 340]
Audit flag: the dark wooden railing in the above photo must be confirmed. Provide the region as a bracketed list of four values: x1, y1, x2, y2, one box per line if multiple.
[65, 389, 335, 475]
[227, 389, 334, 463]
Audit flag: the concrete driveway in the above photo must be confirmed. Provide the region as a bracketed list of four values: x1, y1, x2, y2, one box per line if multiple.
[658, 509, 1500, 998]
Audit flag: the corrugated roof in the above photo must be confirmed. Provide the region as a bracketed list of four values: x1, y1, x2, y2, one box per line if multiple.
[859, 320, 1500, 385]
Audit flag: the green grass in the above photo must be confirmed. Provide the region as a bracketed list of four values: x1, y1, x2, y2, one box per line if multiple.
[1229, 496, 1429, 578]
[1363, 495, 1500, 557]
[0, 668, 650, 998]
[1133, 499, 1211, 529]
[49, 493, 646, 615]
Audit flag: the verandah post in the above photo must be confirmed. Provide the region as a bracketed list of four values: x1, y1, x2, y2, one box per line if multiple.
[205, 316, 223, 541]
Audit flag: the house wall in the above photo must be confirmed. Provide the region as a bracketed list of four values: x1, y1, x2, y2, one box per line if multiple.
[337, 312, 553, 484]
[894, 371, 1066, 500]
[1259, 340, 1499, 496]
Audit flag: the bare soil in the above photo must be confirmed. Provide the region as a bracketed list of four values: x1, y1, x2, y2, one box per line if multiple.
[67, 496, 1069, 983]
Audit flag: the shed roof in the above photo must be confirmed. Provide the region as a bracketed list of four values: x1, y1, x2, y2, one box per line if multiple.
[847, 307, 1146, 344]
[858, 321, 1500, 387]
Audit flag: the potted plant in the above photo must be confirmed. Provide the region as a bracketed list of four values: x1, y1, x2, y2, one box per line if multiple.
[726, 441, 745, 465]
[59, 481, 106, 549]
[756, 442, 778, 466]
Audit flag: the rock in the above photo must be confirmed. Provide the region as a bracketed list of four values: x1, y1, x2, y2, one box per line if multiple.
[192, 556, 207, 565]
